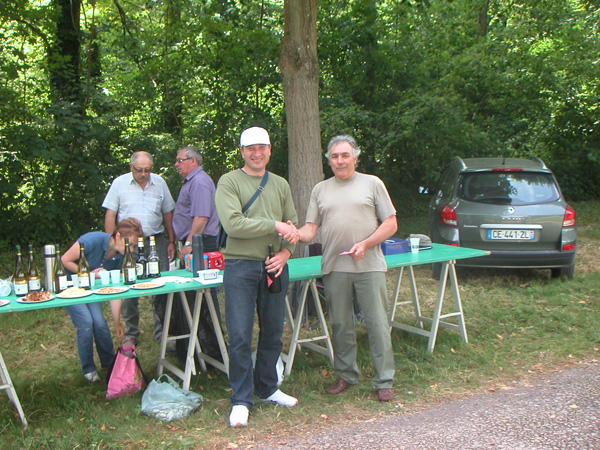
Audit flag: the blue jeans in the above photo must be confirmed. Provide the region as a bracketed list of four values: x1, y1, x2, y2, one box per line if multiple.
[65, 303, 115, 375]
[224, 258, 289, 408]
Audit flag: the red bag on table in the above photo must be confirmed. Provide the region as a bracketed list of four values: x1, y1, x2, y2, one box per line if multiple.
[204, 251, 224, 270]
[183, 251, 225, 272]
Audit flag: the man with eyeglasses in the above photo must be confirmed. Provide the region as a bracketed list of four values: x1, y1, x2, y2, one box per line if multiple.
[173, 146, 220, 263]
[102, 151, 177, 348]
[172, 145, 222, 366]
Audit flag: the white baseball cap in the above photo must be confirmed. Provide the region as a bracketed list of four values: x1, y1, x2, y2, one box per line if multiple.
[240, 127, 271, 147]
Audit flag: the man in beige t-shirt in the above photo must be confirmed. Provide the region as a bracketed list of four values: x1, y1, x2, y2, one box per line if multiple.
[295, 135, 397, 403]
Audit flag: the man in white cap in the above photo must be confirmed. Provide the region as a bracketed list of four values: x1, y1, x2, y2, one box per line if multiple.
[215, 126, 299, 427]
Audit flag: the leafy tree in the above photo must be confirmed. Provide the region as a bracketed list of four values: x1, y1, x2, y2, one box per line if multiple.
[1, 0, 599, 249]
[280, 0, 323, 239]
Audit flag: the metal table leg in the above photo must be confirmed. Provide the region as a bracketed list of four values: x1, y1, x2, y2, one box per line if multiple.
[284, 279, 333, 376]
[0, 349, 27, 427]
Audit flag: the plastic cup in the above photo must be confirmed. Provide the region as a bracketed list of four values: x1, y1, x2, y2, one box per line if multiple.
[110, 270, 121, 284]
[0, 279, 11, 296]
[410, 237, 420, 254]
[89, 273, 96, 288]
[71, 274, 79, 287]
[99, 270, 110, 285]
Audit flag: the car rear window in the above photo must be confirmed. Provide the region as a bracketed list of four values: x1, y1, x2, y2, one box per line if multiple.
[458, 172, 560, 205]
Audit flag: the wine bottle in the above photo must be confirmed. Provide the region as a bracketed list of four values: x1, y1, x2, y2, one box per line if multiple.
[122, 237, 137, 285]
[135, 237, 148, 279]
[12, 245, 29, 297]
[147, 236, 160, 278]
[77, 243, 91, 289]
[54, 244, 68, 293]
[267, 244, 281, 293]
[27, 244, 42, 292]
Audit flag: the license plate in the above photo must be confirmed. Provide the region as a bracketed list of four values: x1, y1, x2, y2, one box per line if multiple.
[487, 229, 535, 240]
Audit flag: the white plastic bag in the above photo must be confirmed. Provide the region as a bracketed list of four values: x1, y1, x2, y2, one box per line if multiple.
[141, 374, 203, 422]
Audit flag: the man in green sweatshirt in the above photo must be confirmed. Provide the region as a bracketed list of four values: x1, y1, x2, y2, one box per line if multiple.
[215, 127, 299, 427]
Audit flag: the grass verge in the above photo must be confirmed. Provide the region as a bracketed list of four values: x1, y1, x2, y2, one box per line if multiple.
[1, 201, 599, 449]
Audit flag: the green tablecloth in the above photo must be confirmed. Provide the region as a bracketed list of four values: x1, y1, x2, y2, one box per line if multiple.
[0, 270, 206, 313]
[0, 244, 488, 314]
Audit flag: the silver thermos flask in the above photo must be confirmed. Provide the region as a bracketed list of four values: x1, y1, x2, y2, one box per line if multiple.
[43, 244, 56, 291]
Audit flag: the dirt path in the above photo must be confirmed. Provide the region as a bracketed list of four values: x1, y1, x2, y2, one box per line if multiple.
[252, 361, 600, 450]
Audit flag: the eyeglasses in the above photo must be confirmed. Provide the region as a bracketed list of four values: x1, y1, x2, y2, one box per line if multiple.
[175, 157, 192, 164]
[132, 166, 152, 174]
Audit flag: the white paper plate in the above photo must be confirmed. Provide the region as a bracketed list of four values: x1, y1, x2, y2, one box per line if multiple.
[16, 294, 55, 304]
[0, 299, 10, 307]
[93, 286, 130, 295]
[156, 276, 193, 284]
[130, 281, 165, 290]
[56, 290, 93, 299]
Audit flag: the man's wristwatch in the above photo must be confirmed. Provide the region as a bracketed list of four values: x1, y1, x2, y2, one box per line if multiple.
[184, 241, 192, 247]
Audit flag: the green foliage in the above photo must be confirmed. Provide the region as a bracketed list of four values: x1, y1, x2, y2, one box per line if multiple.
[0, 0, 599, 247]
[318, 0, 600, 199]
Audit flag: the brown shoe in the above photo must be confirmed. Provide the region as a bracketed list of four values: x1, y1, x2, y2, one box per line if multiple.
[377, 388, 394, 402]
[326, 377, 352, 395]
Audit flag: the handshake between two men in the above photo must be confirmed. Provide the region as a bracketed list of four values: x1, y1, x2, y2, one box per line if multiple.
[276, 220, 368, 262]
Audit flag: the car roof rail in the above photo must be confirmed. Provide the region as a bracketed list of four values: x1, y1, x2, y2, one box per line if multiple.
[527, 156, 548, 169]
[452, 156, 467, 171]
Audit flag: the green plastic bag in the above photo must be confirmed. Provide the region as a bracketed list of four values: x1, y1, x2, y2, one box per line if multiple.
[141, 374, 203, 422]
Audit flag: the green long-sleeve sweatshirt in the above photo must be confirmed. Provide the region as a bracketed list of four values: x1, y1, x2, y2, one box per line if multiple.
[215, 169, 298, 260]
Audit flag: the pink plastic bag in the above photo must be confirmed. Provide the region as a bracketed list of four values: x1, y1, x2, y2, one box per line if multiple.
[106, 345, 147, 399]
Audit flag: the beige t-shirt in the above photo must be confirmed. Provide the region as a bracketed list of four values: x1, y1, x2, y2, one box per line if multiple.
[306, 172, 396, 275]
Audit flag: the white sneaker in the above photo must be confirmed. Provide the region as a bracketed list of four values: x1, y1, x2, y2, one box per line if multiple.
[84, 371, 100, 383]
[262, 389, 298, 407]
[229, 405, 249, 427]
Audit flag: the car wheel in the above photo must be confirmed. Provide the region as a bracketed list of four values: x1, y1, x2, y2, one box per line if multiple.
[551, 264, 575, 280]
[432, 262, 442, 280]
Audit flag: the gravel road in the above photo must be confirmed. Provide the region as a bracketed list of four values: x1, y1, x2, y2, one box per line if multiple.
[253, 361, 600, 450]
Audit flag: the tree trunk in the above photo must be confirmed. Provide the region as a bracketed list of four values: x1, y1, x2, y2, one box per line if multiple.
[478, 0, 490, 37]
[49, 0, 82, 104]
[279, 0, 323, 255]
[161, 0, 183, 138]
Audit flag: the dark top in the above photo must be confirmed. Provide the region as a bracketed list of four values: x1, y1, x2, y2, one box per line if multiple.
[66, 231, 123, 275]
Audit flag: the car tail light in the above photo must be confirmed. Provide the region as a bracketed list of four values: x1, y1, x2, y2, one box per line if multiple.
[563, 206, 576, 227]
[563, 243, 575, 251]
[440, 205, 457, 226]
[492, 168, 523, 172]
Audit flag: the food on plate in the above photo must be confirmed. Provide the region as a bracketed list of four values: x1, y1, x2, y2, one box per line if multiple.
[132, 282, 162, 289]
[57, 287, 89, 298]
[95, 287, 127, 294]
[21, 290, 53, 302]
